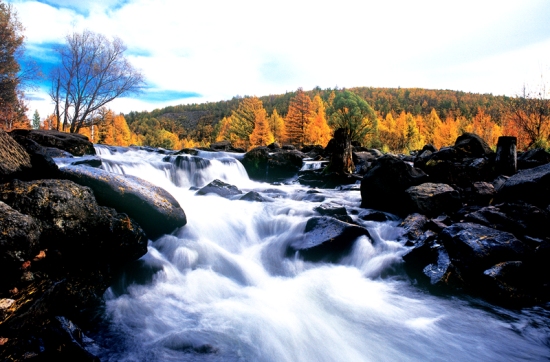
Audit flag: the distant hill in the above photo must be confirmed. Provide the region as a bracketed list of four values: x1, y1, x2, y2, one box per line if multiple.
[125, 87, 510, 132]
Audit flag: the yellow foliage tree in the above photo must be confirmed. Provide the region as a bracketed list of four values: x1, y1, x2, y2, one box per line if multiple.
[268, 109, 286, 144]
[249, 107, 274, 148]
[286, 88, 313, 146]
[435, 116, 459, 148]
[305, 94, 331, 146]
[422, 108, 442, 147]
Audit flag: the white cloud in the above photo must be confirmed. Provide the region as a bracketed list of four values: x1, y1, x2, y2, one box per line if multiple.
[10, 0, 550, 119]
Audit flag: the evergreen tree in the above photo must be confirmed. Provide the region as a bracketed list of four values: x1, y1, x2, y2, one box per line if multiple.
[249, 108, 274, 147]
[32, 109, 40, 129]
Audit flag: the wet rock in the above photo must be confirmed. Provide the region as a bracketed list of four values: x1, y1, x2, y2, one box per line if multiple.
[398, 213, 429, 245]
[497, 163, 550, 208]
[462, 203, 550, 241]
[358, 210, 398, 222]
[440, 223, 529, 279]
[60, 165, 187, 239]
[464, 181, 495, 205]
[240, 191, 269, 202]
[9, 129, 95, 156]
[0, 130, 32, 183]
[314, 203, 353, 223]
[422, 247, 463, 287]
[405, 183, 461, 216]
[242, 146, 307, 182]
[196, 179, 243, 199]
[517, 148, 550, 170]
[360, 154, 428, 214]
[66, 155, 102, 168]
[298, 170, 360, 189]
[287, 216, 371, 262]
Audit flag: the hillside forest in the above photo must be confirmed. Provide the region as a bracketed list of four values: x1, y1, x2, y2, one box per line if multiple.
[8, 86, 550, 153]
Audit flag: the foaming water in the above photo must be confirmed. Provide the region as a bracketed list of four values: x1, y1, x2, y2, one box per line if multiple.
[87, 145, 549, 361]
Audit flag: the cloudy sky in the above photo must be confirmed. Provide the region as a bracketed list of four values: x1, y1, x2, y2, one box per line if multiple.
[8, 0, 550, 119]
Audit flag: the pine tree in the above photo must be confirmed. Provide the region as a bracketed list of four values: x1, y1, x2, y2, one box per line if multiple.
[32, 110, 40, 129]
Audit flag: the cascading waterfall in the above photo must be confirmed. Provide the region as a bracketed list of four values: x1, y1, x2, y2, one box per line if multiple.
[87, 145, 549, 362]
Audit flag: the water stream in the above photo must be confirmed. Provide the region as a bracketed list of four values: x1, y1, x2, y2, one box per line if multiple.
[86, 145, 549, 361]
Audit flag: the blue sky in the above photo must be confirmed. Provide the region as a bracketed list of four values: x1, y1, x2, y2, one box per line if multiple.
[8, 0, 550, 119]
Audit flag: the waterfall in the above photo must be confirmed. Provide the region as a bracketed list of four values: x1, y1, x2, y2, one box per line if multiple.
[87, 145, 549, 362]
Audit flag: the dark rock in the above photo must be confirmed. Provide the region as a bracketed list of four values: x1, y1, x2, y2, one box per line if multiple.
[60, 165, 186, 239]
[314, 203, 353, 223]
[298, 170, 361, 189]
[398, 213, 429, 245]
[464, 181, 495, 205]
[421, 144, 438, 153]
[0, 129, 32, 182]
[0, 201, 42, 292]
[405, 183, 461, 216]
[10, 135, 62, 179]
[67, 155, 102, 168]
[241, 146, 307, 182]
[324, 128, 354, 174]
[282, 144, 296, 150]
[9, 129, 95, 156]
[497, 163, 550, 208]
[463, 203, 550, 241]
[287, 216, 370, 262]
[402, 230, 438, 266]
[422, 247, 464, 287]
[240, 191, 269, 202]
[518, 148, 550, 170]
[267, 142, 281, 150]
[173, 148, 199, 156]
[360, 154, 428, 214]
[358, 210, 398, 222]
[495, 136, 517, 176]
[440, 222, 529, 279]
[196, 179, 242, 199]
[454, 132, 494, 158]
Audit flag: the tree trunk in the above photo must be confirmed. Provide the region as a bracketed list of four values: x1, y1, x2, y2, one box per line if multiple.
[495, 136, 517, 176]
[326, 128, 354, 174]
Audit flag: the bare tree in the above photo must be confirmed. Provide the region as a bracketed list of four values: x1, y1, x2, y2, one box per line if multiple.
[49, 30, 145, 133]
[507, 82, 550, 148]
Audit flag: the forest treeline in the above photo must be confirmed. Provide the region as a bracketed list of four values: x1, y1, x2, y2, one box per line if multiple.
[12, 86, 550, 153]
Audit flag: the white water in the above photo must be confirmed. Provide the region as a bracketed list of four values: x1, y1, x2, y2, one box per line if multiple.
[88, 146, 549, 361]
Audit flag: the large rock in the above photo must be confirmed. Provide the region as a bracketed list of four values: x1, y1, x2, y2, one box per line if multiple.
[517, 148, 550, 170]
[0, 179, 147, 361]
[287, 216, 370, 262]
[405, 182, 461, 216]
[497, 163, 550, 208]
[454, 132, 494, 158]
[439, 223, 529, 279]
[0, 130, 32, 182]
[360, 154, 428, 214]
[9, 129, 95, 156]
[60, 165, 186, 239]
[241, 146, 307, 182]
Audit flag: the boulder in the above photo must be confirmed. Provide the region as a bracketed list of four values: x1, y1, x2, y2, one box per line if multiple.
[422, 247, 464, 287]
[0, 179, 147, 361]
[360, 154, 428, 214]
[324, 128, 354, 174]
[196, 179, 243, 199]
[497, 163, 550, 208]
[241, 146, 307, 182]
[209, 140, 245, 153]
[439, 223, 529, 279]
[517, 148, 550, 170]
[397, 213, 429, 245]
[454, 132, 494, 158]
[464, 181, 495, 205]
[0, 130, 32, 182]
[405, 183, 461, 216]
[60, 165, 186, 239]
[9, 129, 95, 156]
[287, 216, 370, 262]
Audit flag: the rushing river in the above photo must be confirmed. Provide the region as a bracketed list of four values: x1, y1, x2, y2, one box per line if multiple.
[86, 146, 549, 361]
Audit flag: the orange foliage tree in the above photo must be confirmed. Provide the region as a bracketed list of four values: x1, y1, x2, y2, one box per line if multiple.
[305, 94, 331, 146]
[286, 88, 313, 146]
[249, 107, 274, 147]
